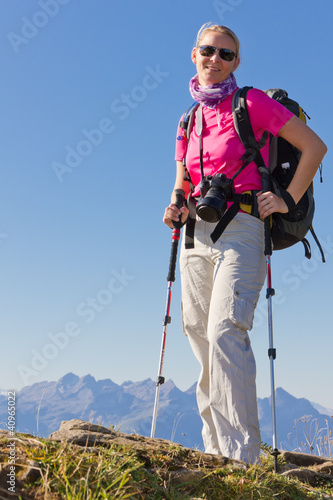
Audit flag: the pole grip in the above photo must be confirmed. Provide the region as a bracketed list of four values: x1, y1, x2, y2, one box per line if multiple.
[258, 166, 272, 256]
[172, 189, 185, 230]
[167, 229, 181, 282]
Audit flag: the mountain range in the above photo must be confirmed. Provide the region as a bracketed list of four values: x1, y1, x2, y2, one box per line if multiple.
[1, 373, 332, 457]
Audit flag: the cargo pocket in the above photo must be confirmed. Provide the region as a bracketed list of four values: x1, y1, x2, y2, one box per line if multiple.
[229, 293, 255, 332]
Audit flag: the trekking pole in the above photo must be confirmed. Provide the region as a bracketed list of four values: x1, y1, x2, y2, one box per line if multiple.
[259, 167, 280, 472]
[150, 189, 185, 439]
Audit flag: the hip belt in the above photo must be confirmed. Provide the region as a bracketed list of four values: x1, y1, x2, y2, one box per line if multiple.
[185, 190, 262, 250]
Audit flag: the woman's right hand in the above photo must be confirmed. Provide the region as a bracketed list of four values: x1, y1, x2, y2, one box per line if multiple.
[163, 203, 189, 229]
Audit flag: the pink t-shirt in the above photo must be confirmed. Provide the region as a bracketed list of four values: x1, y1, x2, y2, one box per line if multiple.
[175, 88, 294, 197]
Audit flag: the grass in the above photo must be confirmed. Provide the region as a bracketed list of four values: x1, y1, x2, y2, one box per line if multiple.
[1, 433, 332, 499]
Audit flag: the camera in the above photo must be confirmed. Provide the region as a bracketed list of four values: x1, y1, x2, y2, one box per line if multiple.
[196, 174, 234, 223]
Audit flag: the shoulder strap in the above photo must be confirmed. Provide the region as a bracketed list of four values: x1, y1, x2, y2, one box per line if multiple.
[180, 102, 209, 195]
[232, 86, 268, 169]
[180, 102, 199, 140]
[233, 87, 272, 255]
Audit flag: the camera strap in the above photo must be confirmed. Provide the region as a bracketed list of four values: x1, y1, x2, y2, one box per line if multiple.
[196, 104, 205, 184]
[196, 103, 261, 189]
[210, 201, 240, 243]
[210, 191, 261, 243]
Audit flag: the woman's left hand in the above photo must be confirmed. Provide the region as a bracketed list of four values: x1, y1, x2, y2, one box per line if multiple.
[256, 191, 288, 219]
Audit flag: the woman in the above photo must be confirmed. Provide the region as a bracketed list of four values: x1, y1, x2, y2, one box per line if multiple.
[163, 23, 327, 464]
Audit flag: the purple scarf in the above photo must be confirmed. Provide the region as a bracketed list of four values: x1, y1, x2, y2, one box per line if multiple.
[189, 73, 237, 108]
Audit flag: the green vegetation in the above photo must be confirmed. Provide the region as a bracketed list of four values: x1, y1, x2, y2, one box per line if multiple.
[1, 434, 332, 499]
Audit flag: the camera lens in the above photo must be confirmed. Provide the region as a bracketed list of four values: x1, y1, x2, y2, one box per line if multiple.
[196, 195, 227, 222]
[196, 174, 233, 223]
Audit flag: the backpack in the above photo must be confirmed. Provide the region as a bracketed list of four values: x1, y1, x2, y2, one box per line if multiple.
[180, 87, 325, 261]
[232, 86, 324, 262]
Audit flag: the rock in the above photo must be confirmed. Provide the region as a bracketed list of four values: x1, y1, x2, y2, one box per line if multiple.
[48, 419, 245, 470]
[279, 462, 300, 473]
[49, 418, 179, 450]
[280, 450, 333, 488]
[314, 462, 333, 475]
[165, 469, 206, 486]
[280, 450, 328, 467]
[280, 467, 333, 487]
[49, 419, 114, 446]
[18, 460, 41, 483]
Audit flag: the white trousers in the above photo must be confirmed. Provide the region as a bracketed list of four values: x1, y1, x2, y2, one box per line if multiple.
[179, 213, 266, 463]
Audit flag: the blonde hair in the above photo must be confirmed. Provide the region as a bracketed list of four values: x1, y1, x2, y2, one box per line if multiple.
[195, 23, 240, 58]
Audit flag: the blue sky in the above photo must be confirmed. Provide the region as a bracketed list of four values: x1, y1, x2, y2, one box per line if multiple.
[1, 0, 332, 410]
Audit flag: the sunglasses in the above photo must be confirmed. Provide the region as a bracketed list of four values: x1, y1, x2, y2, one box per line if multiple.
[198, 45, 237, 62]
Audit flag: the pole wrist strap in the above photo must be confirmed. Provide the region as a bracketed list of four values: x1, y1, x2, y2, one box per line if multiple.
[280, 189, 296, 212]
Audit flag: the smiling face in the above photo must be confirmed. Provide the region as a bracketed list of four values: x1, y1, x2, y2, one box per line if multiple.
[192, 31, 240, 86]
